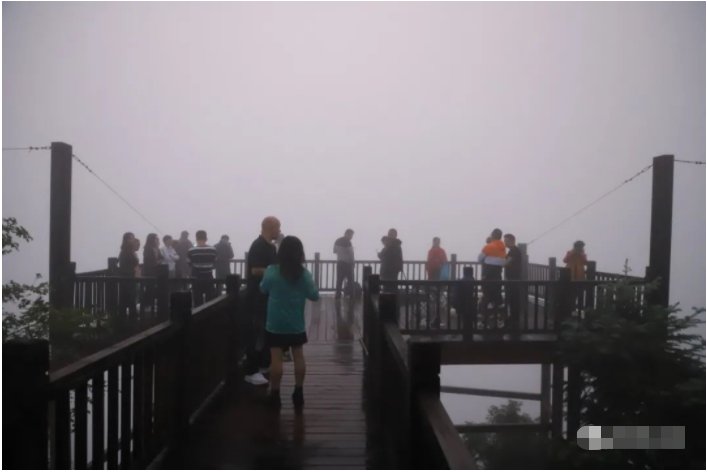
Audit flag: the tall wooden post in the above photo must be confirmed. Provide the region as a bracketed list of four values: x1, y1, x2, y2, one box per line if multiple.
[449, 253, 457, 280]
[49, 141, 73, 310]
[647, 155, 674, 307]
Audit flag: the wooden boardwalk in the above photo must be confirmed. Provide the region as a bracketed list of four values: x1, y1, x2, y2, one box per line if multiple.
[161, 297, 377, 469]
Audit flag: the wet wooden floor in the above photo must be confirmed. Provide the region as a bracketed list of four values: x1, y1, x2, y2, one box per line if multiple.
[161, 296, 375, 469]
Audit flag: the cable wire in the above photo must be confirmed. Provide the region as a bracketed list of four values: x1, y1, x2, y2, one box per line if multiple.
[72, 153, 163, 234]
[675, 159, 705, 165]
[527, 164, 654, 245]
[2, 146, 51, 151]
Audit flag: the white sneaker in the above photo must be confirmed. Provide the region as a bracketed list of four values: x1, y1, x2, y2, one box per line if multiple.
[259, 367, 270, 375]
[244, 372, 269, 386]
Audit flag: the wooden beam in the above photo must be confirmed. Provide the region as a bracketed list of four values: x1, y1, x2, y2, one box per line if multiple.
[440, 385, 541, 401]
[418, 393, 477, 469]
[456, 423, 550, 434]
[441, 340, 557, 365]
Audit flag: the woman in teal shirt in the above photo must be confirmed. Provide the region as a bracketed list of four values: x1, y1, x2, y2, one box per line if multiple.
[260, 235, 319, 409]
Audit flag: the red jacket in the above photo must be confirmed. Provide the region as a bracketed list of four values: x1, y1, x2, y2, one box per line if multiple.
[426, 247, 448, 275]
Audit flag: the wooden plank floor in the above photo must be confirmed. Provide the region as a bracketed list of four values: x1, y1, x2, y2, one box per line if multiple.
[161, 296, 377, 469]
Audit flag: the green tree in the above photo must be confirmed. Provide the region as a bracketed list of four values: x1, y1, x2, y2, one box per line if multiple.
[556, 279, 706, 469]
[462, 400, 550, 469]
[2, 217, 51, 340]
[3, 217, 118, 367]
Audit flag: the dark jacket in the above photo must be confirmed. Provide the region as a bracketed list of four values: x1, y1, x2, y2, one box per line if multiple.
[214, 240, 234, 277]
[379, 238, 403, 279]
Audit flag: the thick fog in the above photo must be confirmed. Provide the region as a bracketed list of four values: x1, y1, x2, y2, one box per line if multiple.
[3, 2, 704, 308]
[2, 3, 705, 420]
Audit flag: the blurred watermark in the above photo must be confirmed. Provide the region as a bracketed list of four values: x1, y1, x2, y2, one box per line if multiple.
[577, 426, 685, 450]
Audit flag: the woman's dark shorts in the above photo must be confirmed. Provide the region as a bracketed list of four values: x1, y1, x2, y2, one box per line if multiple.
[266, 331, 308, 350]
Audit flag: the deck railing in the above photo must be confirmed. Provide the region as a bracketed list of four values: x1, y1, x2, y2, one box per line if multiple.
[362, 270, 476, 469]
[3, 276, 243, 469]
[361, 267, 649, 467]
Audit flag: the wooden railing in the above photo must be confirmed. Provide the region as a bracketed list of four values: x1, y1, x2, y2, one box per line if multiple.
[362, 269, 476, 469]
[2, 276, 244, 469]
[361, 267, 648, 468]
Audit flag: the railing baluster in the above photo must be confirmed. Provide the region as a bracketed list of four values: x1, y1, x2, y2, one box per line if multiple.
[133, 352, 145, 466]
[75, 382, 88, 469]
[120, 360, 132, 468]
[55, 390, 72, 469]
[107, 366, 119, 469]
[91, 373, 105, 469]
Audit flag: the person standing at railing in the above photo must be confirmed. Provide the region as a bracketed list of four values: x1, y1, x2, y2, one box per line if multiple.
[563, 240, 588, 310]
[214, 234, 234, 279]
[174, 230, 193, 278]
[261, 235, 319, 410]
[333, 229, 355, 299]
[118, 232, 139, 321]
[503, 233, 522, 329]
[160, 235, 180, 278]
[188, 230, 217, 306]
[426, 237, 448, 281]
[244, 216, 281, 386]
[379, 228, 403, 291]
[478, 228, 506, 316]
[142, 233, 164, 313]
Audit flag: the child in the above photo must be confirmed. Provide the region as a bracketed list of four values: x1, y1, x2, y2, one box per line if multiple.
[260, 235, 319, 409]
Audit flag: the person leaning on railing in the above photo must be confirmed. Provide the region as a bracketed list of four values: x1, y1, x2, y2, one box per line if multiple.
[333, 229, 355, 299]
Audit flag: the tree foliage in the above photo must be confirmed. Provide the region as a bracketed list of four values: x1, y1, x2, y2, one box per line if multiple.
[556, 279, 706, 469]
[463, 279, 705, 469]
[462, 400, 550, 469]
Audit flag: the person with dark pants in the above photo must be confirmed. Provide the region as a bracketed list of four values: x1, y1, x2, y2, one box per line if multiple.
[504, 233, 522, 330]
[118, 232, 138, 324]
[260, 235, 319, 409]
[478, 229, 506, 318]
[333, 229, 355, 299]
[378, 228, 403, 292]
[244, 216, 281, 386]
[188, 230, 217, 306]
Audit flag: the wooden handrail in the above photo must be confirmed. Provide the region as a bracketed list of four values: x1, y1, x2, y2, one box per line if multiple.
[418, 393, 477, 469]
[48, 320, 172, 390]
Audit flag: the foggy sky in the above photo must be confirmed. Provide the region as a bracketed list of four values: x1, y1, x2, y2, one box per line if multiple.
[3, 2, 705, 313]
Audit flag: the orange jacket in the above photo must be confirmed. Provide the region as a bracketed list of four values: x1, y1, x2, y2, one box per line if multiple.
[478, 239, 506, 266]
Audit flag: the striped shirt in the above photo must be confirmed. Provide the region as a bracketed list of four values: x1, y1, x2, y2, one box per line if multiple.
[188, 245, 217, 278]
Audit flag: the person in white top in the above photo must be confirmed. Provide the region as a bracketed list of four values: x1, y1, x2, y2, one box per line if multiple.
[160, 235, 180, 277]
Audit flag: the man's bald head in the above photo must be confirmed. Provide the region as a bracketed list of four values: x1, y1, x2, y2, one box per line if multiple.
[261, 216, 281, 241]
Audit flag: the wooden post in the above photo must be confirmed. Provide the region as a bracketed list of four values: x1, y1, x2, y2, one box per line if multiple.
[548, 257, 557, 281]
[2, 340, 49, 469]
[225, 275, 241, 388]
[566, 366, 582, 441]
[647, 155, 674, 307]
[585, 261, 597, 309]
[49, 142, 73, 311]
[170, 291, 192, 451]
[449, 253, 457, 281]
[519, 243, 529, 320]
[362, 266, 373, 351]
[313, 252, 321, 289]
[556, 267, 572, 329]
[108, 257, 119, 275]
[461, 266, 476, 340]
[540, 364, 551, 426]
[155, 264, 170, 321]
[551, 363, 564, 439]
[409, 342, 441, 469]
